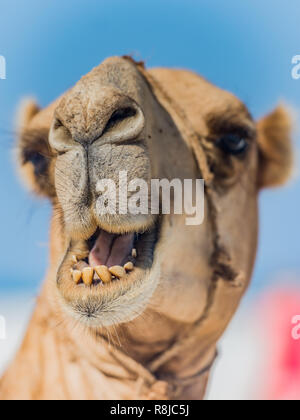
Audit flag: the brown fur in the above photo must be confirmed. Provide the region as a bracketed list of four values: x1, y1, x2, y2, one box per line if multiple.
[0, 57, 293, 400]
[257, 105, 293, 188]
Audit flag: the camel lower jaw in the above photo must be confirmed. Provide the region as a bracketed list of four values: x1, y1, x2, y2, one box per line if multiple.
[55, 221, 160, 327]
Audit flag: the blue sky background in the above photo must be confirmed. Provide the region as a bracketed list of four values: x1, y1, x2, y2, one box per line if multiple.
[0, 0, 299, 295]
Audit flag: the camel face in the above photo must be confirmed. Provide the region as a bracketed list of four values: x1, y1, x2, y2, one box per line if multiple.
[16, 57, 293, 332]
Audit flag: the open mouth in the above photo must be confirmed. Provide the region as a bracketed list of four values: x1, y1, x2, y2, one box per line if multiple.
[71, 230, 141, 286]
[58, 221, 159, 290]
[56, 217, 161, 326]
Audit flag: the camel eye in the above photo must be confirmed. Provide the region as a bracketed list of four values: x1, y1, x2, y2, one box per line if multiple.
[218, 134, 248, 155]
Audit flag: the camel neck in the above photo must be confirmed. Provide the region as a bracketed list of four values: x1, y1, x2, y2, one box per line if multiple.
[36, 281, 216, 399]
[0, 277, 215, 400]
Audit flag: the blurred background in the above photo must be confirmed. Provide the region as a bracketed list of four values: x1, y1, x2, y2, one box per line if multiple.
[0, 0, 299, 399]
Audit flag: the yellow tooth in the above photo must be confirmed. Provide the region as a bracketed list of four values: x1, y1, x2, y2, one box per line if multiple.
[95, 266, 112, 284]
[124, 262, 134, 272]
[132, 249, 137, 258]
[82, 267, 94, 286]
[72, 270, 82, 284]
[72, 255, 78, 264]
[109, 266, 126, 279]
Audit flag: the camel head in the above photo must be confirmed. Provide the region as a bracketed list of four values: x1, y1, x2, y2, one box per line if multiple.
[16, 56, 293, 352]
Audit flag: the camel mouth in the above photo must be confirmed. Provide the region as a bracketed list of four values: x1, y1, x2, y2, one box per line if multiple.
[56, 221, 160, 326]
[69, 227, 156, 286]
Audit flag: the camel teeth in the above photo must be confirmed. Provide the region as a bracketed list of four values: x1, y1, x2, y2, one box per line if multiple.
[72, 270, 82, 284]
[109, 266, 126, 279]
[132, 249, 137, 258]
[95, 266, 112, 284]
[72, 255, 78, 264]
[124, 262, 134, 272]
[82, 267, 94, 286]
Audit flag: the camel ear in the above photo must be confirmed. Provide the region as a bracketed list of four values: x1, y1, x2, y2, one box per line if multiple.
[16, 99, 55, 198]
[17, 98, 40, 130]
[257, 105, 294, 189]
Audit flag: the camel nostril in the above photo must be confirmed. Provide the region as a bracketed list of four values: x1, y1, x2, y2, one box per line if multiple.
[100, 102, 145, 144]
[49, 117, 74, 154]
[53, 118, 63, 130]
[105, 107, 137, 132]
[49, 97, 145, 150]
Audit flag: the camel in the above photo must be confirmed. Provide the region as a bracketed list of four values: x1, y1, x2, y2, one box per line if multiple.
[0, 56, 293, 400]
